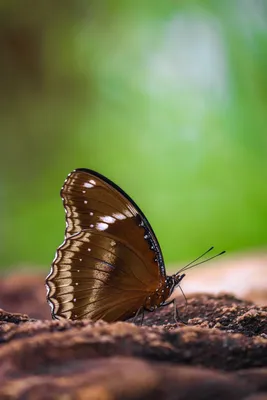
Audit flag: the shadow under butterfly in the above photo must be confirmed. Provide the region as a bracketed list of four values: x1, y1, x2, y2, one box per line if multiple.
[46, 169, 224, 323]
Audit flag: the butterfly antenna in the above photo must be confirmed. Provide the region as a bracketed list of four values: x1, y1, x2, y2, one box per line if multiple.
[177, 250, 225, 275]
[173, 248, 225, 325]
[175, 246, 213, 275]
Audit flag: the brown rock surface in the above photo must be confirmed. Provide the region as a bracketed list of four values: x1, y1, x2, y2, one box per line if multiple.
[0, 273, 50, 319]
[0, 273, 266, 399]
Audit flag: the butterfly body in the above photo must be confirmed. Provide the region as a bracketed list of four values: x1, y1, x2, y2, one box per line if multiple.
[46, 168, 183, 322]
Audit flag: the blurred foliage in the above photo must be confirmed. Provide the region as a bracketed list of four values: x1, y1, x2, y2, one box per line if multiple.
[1, 0, 267, 270]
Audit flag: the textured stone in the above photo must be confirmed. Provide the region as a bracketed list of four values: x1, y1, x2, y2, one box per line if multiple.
[0, 272, 266, 399]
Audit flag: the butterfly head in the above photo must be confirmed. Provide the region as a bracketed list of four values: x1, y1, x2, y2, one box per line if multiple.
[169, 272, 186, 296]
[161, 273, 186, 306]
[174, 272, 186, 285]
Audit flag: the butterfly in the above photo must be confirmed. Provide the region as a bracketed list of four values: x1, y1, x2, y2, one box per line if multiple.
[46, 169, 224, 323]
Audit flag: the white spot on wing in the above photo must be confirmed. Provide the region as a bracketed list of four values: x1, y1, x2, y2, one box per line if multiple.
[113, 213, 126, 220]
[96, 222, 109, 231]
[89, 179, 96, 185]
[100, 216, 116, 224]
[84, 200, 88, 204]
[84, 182, 93, 188]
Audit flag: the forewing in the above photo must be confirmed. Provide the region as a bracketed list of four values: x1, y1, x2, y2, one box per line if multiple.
[62, 168, 137, 238]
[60, 169, 166, 279]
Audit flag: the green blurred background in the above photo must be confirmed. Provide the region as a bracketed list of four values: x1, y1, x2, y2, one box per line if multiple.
[1, 0, 267, 271]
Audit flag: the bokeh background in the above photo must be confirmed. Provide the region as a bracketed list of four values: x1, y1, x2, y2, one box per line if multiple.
[1, 0, 267, 273]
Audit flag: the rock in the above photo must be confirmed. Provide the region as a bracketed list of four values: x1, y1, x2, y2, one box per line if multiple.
[0, 273, 50, 319]
[0, 358, 256, 400]
[0, 272, 266, 399]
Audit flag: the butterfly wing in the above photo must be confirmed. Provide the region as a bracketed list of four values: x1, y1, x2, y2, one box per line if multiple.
[46, 168, 166, 322]
[47, 230, 153, 321]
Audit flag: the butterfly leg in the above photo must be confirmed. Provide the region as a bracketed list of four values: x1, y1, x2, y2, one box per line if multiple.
[139, 309, 145, 326]
[133, 306, 144, 325]
[173, 298, 188, 325]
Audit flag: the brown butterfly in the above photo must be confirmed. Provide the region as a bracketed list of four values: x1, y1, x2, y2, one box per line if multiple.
[46, 169, 224, 323]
